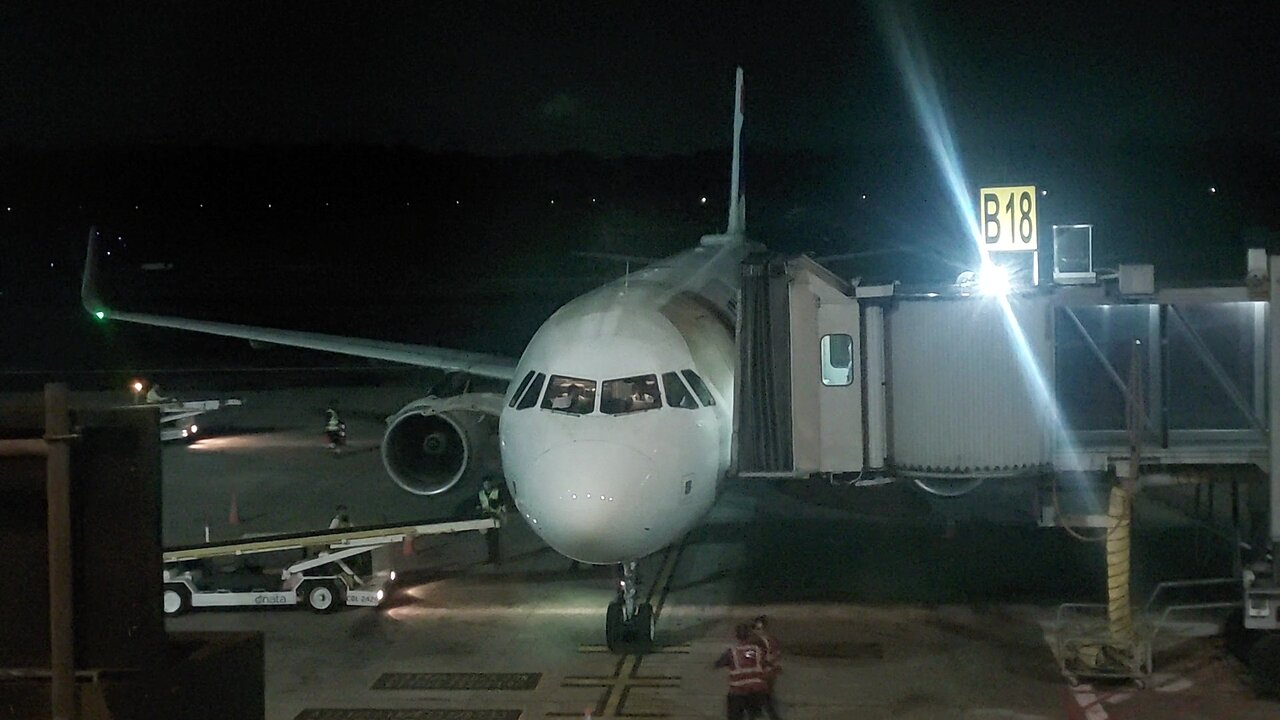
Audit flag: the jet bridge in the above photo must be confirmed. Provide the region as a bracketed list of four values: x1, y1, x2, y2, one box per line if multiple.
[731, 250, 1280, 659]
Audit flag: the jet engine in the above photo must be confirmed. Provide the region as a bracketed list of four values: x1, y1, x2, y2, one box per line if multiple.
[380, 392, 504, 496]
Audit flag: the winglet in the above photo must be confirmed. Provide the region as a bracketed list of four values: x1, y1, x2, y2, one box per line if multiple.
[81, 227, 107, 320]
[726, 66, 745, 236]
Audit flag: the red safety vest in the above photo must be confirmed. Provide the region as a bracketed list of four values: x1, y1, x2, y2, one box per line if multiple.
[726, 644, 769, 694]
[756, 632, 781, 676]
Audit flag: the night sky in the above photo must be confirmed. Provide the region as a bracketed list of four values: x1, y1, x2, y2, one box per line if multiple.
[4, 2, 1277, 155]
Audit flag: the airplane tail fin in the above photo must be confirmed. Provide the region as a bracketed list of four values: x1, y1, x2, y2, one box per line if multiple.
[81, 227, 106, 318]
[701, 67, 747, 247]
[726, 66, 745, 236]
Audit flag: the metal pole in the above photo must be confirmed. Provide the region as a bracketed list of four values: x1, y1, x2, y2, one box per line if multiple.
[1269, 257, 1280, 580]
[45, 383, 76, 720]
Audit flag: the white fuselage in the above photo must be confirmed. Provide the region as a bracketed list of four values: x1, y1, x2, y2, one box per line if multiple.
[499, 238, 749, 563]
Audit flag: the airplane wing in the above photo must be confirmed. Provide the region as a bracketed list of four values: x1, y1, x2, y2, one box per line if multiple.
[81, 229, 519, 382]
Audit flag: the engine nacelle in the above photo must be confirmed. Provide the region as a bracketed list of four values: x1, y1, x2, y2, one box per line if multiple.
[380, 392, 505, 496]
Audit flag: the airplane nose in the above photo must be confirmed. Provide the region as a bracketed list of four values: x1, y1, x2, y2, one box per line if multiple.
[519, 441, 661, 564]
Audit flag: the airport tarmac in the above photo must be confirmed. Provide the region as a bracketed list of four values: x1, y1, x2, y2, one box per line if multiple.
[8, 377, 1275, 718]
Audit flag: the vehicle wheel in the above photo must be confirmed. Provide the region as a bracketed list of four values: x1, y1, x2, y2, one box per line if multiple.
[1248, 634, 1280, 698]
[1224, 607, 1262, 661]
[305, 582, 339, 613]
[162, 584, 191, 616]
[631, 603, 655, 654]
[605, 601, 625, 652]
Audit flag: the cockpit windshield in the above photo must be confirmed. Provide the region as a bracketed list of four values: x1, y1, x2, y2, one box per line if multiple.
[541, 375, 597, 415]
[601, 374, 662, 415]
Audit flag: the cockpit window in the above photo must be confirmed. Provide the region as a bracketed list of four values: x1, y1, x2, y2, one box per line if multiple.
[680, 369, 716, 406]
[662, 371, 698, 410]
[516, 372, 545, 410]
[508, 371, 536, 408]
[541, 375, 597, 415]
[601, 374, 662, 415]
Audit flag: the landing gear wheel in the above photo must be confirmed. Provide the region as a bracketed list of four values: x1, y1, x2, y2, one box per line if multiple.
[162, 584, 190, 616]
[1248, 634, 1280, 698]
[305, 582, 339, 613]
[605, 601, 626, 652]
[632, 602, 655, 653]
[604, 601, 655, 654]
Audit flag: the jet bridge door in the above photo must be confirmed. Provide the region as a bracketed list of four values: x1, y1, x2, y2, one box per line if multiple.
[817, 297, 863, 473]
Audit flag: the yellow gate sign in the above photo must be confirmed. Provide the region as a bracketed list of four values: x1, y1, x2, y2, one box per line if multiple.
[979, 185, 1037, 252]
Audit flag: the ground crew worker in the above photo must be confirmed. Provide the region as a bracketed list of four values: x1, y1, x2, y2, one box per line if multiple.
[328, 504, 351, 530]
[478, 480, 503, 565]
[324, 408, 345, 449]
[752, 615, 783, 719]
[146, 383, 175, 404]
[713, 624, 770, 720]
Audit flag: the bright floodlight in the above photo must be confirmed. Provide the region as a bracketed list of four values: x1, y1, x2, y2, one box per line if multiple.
[977, 263, 1011, 296]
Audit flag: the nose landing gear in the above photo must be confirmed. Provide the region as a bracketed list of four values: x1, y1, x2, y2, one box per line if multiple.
[605, 560, 654, 653]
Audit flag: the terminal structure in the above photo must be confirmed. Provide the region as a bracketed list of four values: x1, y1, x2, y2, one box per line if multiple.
[731, 239, 1280, 689]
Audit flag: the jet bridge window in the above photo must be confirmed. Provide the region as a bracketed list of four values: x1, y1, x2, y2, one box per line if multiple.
[516, 372, 545, 410]
[680, 369, 716, 406]
[601, 374, 662, 414]
[821, 333, 854, 386]
[662, 371, 699, 410]
[541, 375, 597, 415]
[508, 370, 537, 408]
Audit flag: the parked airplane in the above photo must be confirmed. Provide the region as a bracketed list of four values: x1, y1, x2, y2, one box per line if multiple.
[83, 68, 756, 651]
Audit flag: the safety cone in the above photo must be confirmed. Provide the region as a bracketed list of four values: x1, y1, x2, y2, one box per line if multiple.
[228, 490, 240, 526]
[401, 534, 415, 557]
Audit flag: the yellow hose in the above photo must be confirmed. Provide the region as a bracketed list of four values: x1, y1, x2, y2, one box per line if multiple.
[1105, 483, 1135, 643]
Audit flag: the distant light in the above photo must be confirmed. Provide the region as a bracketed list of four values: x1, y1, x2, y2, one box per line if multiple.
[106, 251, 111, 256]
[134, 205, 139, 210]
[181, 429, 189, 438]
[117, 236, 122, 241]
[1039, 189, 1048, 197]
[199, 203, 204, 208]
[5, 207, 10, 212]
[93, 310, 106, 321]
[860, 194, 868, 200]
[455, 200, 460, 205]
[325, 202, 330, 207]
[50, 262, 55, 268]
[700, 196, 707, 204]
[376, 589, 384, 601]
[977, 263, 1011, 297]
[189, 424, 198, 434]
[132, 381, 143, 393]
[267, 203, 272, 208]
[389, 570, 396, 582]
[591, 198, 596, 203]
[1209, 186, 1217, 194]
[550, 199, 556, 205]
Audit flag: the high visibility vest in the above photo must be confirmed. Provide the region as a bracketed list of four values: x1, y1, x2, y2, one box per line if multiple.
[726, 644, 768, 694]
[756, 632, 780, 670]
[479, 488, 499, 514]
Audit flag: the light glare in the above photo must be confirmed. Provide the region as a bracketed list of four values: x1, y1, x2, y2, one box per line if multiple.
[977, 264, 1011, 296]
